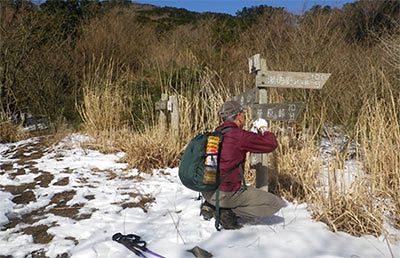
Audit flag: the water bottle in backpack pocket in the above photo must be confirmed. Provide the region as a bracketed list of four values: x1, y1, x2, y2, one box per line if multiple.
[203, 135, 220, 184]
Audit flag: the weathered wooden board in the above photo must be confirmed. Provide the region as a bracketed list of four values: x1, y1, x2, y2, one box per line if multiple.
[232, 88, 258, 108]
[256, 71, 331, 89]
[248, 54, 261, 74]
[248, 54, 268, 74]
[252, 102, 304, 121]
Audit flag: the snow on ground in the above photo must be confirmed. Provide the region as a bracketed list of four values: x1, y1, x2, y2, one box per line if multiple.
[0, 134, 399, 258]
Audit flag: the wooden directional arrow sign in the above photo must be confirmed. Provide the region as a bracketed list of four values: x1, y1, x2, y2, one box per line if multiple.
[252, 102, 304, 122]
[232, 88, 257, 108]
[256, 71, 331, 89]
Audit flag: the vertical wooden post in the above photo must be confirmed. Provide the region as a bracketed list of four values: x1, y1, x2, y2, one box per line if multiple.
[254, 56, 269, 191]
[159, 93, 168, 132]
[256, 88, 269, 190]
[169, 95, 180, 141]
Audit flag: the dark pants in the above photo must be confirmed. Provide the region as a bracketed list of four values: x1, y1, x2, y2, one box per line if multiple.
[202, 187, 285, 219]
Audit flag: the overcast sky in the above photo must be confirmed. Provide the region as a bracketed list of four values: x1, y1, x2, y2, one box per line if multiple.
[134, 0, 356, 15]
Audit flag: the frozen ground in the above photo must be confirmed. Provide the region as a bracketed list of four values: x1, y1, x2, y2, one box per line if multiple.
[0, 134, 399, 258]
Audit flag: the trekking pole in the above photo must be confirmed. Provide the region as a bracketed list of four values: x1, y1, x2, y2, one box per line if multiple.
[112, 233, 166, 258]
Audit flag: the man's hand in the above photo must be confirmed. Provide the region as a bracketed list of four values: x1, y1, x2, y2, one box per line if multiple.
[251, 118, 269, 135]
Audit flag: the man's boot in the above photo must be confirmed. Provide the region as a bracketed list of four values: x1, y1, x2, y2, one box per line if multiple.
[200, 201, 215, 221]
[220, 209, 242, 230]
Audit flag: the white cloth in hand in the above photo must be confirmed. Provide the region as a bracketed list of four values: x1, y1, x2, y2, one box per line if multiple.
[251, 118, 269, 134]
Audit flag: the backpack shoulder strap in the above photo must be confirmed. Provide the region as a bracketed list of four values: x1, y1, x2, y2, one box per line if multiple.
[219, 126, 235, 135]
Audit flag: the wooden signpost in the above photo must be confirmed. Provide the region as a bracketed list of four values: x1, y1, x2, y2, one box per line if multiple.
[256, 71, 331, 89]
[252, 102, 304, 122]
[153, 54, 330, 192]
[155, 94, 180, 141]
[236, 54, 331, 191]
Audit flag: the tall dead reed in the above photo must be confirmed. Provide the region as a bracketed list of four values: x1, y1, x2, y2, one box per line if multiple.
[0, 116, 27, 143]
[356, 80, 400, 230]
[270, 126, 322, 201]
[78, 59, 133, 153]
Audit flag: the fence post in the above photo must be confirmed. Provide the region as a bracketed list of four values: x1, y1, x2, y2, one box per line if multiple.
[169, 95, 180, 141]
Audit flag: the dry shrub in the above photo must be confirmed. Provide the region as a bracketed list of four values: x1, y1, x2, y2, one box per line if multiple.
[358, 98, 400, 191]
[356, 86, 400, 229]
[272, 127, 323, 201]
[79, 56, 233, 171]
[0, 119, 27, 143]
[78, 59, 136, 154]
[76, 8, 157, 70]
[272, 126, 384, 236]
[118, 128, 182, 172]
[79, 59, 132, 136]
[381, 32, 400, 73]
[311, 179, 383, 237]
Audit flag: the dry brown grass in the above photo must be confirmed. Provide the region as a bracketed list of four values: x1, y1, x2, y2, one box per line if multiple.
[119, 128, 182, 171]
[0, 119, 27, 143]
[311, 179, 384, 237]
[78, 59, 135, 155]
[270, 127, 322, 201]
[266, 121, 387, 236]
[356, 88, 400, 230]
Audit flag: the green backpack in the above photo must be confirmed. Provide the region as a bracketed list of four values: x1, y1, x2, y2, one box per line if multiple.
[178, 131, 223, 192]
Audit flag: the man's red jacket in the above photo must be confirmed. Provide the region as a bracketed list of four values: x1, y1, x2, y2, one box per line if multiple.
[216, 121, 278, 192]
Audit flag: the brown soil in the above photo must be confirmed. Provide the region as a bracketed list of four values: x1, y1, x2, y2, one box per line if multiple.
[35, 172, 54, 187]
[23, 224, 54, 244]
[48, 190, 90, 219]
[120, 193, 155, 212]
[53, 177, 69, 186]
[2, 182, 37, 195]
[12, 190, 36, 204]
[29, 166, 40, 173]
[49, 204, 84, 218]
[65, 236, 79, 246]
[0, 162, 13, 171]
[29, 249, 47, 258]
[84, 194, 95, 200]
[50, 190, 76, 206]
[16, 168, 26, 175]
